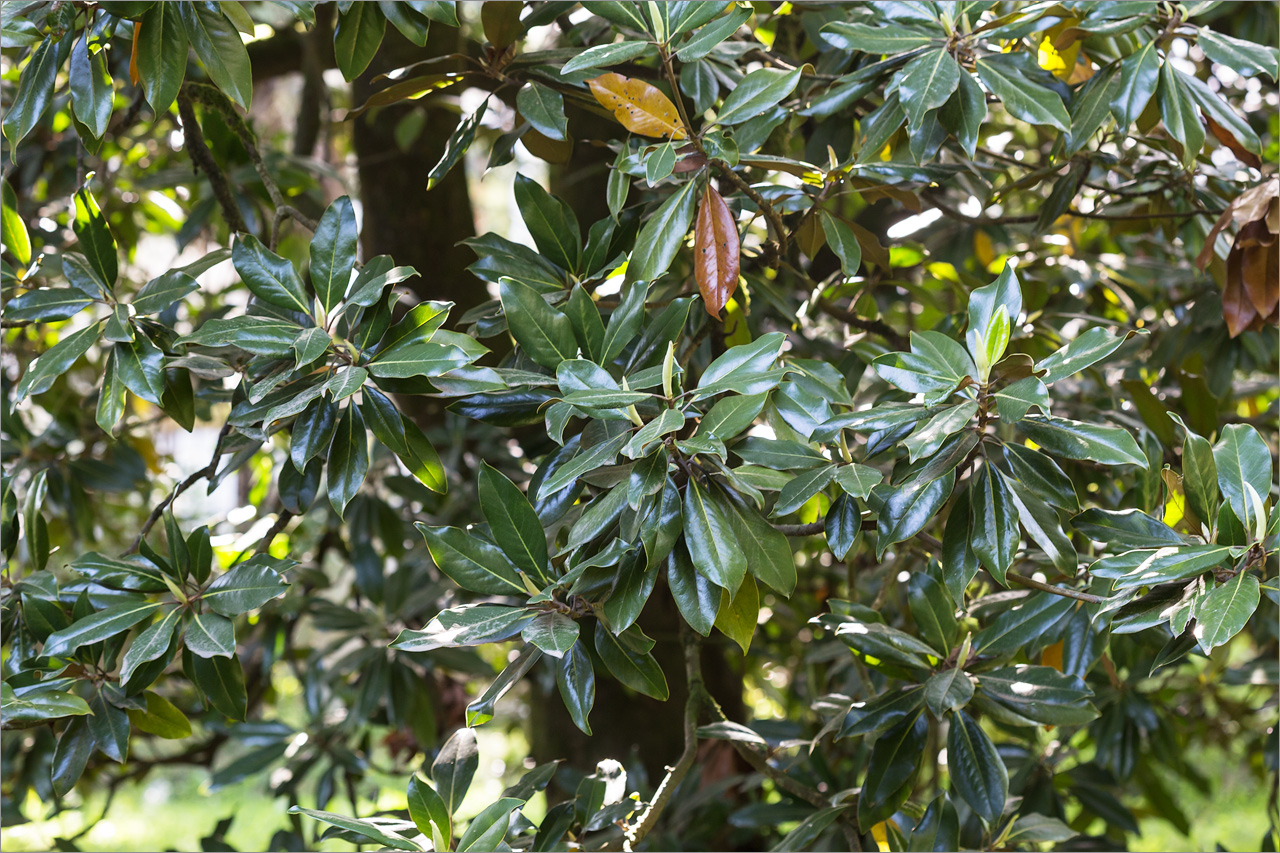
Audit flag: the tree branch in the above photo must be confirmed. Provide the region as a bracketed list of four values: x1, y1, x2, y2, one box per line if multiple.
[175, 90, 249, 234]
[127, 424, 230, 554]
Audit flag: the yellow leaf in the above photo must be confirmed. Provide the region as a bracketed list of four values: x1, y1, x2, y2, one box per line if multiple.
[1041, 640, 1064, 672]
[974, 230, 995, 268]
[872, 820, 896, 853]
[587, 73, 687, 140]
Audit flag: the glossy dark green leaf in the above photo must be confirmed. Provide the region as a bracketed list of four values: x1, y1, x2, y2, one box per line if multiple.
[1018, 415, 1146, 468]
[433, 726, 479, 816]
[820, 21, 940, 54]
[408, 775, 451, 849]
[970, 464, 1019, 585]
[908, 570, 957, 653]
[875, 471, 954, 558]
[479, 463, 551, 585]
[839, 686, 925, 740]
[204, 556, 291, 616]
[233, 234, 311, 315]
[416, 524, 526, 596]
[555, 639, 596, 734]
[1198, 29, 1279, 80]
[334, 1, 386, 80]
[392, 604, 534, 651]
[976, 664, 1098, 726]
[1004, 443, 1078, 512]
[310, 197, 358, 312]
[946, 710, 1007, 824]
[458, 797, 522, 852]
[3, 36, 60, 147]
[975, 53, 1069, 132]
[684, 477, 748, 593]
[1109, 41, 1159, 127]
[1072, 507, 1184, 548]
[899, 49, 961, 127]
[1213, 424, 1271, 534]
[87, 689, 130, 762]
[1007, 478, 1077, 575]
[666, 544, 718, 636]
[116, 335, 167, 406]
[857, 712, 927, 828]
[190, 652, 247, 720]
[632, 179, 699, 282]
[69, 36, 113, 139]
[119, 606, 182, 683]
[1193, 570, 1259, 652]
[924, 668, 974, 717]
[972, 593, 1074, 655]
[515, 174, 581, 272]
[499, 278, 577, 369]
[517, 82, 568, 142]
[136, 2, 189, 114]
[286, 808, 419, 852]
[327, 403, 369, 517]
[179, 1, 253, 109]
[716, 67, 801, 125]
[1157, 62, 1204, 168]
[562, 40, 654, 74]
[52, 717, 93, 795]
[44, 601, 161, 658]
[185, 610, 236, 658]
[594, 622, 668, 700]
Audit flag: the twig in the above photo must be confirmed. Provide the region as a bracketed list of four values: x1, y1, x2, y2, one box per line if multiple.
[772, 521, 826, 536]
[175, 91, 250, 234]
[127, 424, 231, 554]
[620, 621, 703, 851]
[813, 295, 909, 350]
[184, 83, 319, 247]
[1005, 570, 1104, 604]
[924, 189, 1221, 226]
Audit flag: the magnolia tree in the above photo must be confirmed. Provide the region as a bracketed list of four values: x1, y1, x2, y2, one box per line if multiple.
[2, 2, 1278, 851]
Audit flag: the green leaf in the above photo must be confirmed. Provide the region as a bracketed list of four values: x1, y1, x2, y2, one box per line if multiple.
[1197, 29, 1278, 81]
[479, 463, 550, 585]
[939, 70, 986, 157]
[17, 321, 102, 402]
[908, 570, 957, 653]
[1092, 545, 1233, 589]
[857, 712, 927, 828]
[594, 623, 669, 700]
[714, 575, 758, 654]
[819, 211, 862, 277]
[179, 1, 253, 109]
[875, 471, 954, 558]
[924, 668, 974, 717]
[458, 798, 522, 853]
[972, 593, 1073, 655]
[69, 36, 113, 139]
[136, 2, 189, 114]
[328, 403, 369, 517]
[1, 180, 31, 266]
[1213, 424, 1272, 534]
[1017, 415, 1146, 468]
[179, 316, 303, 357]
[976, 665, 1098, 726]
[975, 53, 1070, 132]
[667, 544, 719, 636]
[555, 639, 596, 734]
[946, 710, 1007, 824]
[310, 196, 358, 313]
[203, 556, 291, 616]
[499, 278, 578, 369]
[1109, 41, 1159, 127]
[676, 4, 753, 61]
[698, 332, 787, 392]
[44, 601, 161, 658]
[185, 610, 236, 658]
[904, 401, 977, 462]
[773, 464, 836, 518]
[288, 808, 421, 852]
[632, 178, 699, 282]
[408, 775, 451, 848]
[820, 21, 941, 54]
[7, 287, 96, 323]
[517, 82, 568, 141]
[839, 686, 925, 740]
[563, 40, 654, 74]
[119, 606, 181, 683]
[51, 717, 93, 795]
[1072, 507, 1184, 548]
[835, 463, 883, 500]
[1, 683, 92, 728]
[1066, 63, 1120, 154]
[132, 270, 200, 316]
[1007, 480, 1077, 576]
[716, 67, 801, 125]
[433, 726, 479, 816]
[190, 653, 247, 720]
[416, 524, 526, 596]
[899, 49, 961, 127]
[515, 174, 581, 272]
[233, 234, 311, 315]
[874, 331, 972, 397]
[3, 36, 60, 148]
[74, 187, 119, 290]
[722, 490, 796, 595]
[1157, 61, 1204, 168]
[971, 466, 1019, 585]
[334, 2, 386, 81]
[1174, 417, 1219, 525]
[392, 604, 534, 651]
[116, 335, 167, 406]
[1193, 571, 1260, 652]
[1006, 814, 1077, 844]
[695, 392, 767, 442]
[1036, 327, 1140, 385]
[87, 689, 130, 762]
[429, 100, 488, 190]
[684, 478, 748, 593]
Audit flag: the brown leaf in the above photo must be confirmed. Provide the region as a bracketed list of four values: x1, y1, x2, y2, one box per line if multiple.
[673, 152, 707, 173]
[1242, 237, 1280, 319]
[1223, 243, 1259, 338]
[587, 73, 687, 140]
[520, 124, 573, 164]
[695, 186, 740, 319]
[795, 214, 825, 259]
[1204, 114, 1261, 168]
[130, 23, 140, 86]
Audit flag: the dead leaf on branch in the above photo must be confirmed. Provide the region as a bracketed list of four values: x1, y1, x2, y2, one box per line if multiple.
[587, 72, 688, 140]
[695, 186, 740, 319]
[1194, 177, 1279, 337]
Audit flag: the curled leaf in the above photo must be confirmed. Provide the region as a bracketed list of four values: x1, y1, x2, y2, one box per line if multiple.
[695, 186, 740, 318]
[587, 72, 687, 140]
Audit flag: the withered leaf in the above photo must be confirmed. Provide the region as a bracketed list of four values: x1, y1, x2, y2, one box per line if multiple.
[588, 72, 688, 140]
[695, 186, 740, 319]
